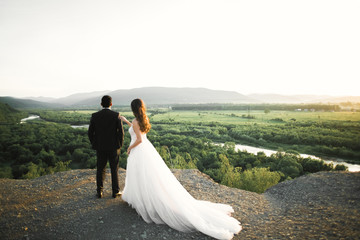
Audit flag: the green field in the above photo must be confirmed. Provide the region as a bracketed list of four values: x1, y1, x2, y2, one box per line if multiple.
[60, 108, 360, 124]
[151, 110, 360, 123]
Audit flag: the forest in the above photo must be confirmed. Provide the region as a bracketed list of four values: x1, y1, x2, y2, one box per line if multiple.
[1, 102, 357, 193]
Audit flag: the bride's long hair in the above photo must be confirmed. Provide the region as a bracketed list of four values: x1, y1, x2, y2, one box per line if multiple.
[131, 98, 151, 133]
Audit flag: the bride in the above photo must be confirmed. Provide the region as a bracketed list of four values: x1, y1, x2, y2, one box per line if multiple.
[119, 98, 242, 240]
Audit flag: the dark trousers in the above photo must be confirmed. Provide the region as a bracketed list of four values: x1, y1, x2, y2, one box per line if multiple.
[96, 150, 120, 194]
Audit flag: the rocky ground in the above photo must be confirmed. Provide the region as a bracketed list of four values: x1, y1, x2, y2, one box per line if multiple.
[0, 169, 359, 240]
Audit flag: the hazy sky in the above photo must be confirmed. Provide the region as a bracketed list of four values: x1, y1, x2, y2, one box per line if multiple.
[1, 0, 359, 98]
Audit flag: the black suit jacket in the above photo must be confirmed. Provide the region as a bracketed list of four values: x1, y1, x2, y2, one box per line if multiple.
[88, 109, 124, 151]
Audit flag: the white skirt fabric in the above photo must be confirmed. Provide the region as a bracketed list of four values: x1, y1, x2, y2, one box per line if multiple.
[122, 126, 242, 240]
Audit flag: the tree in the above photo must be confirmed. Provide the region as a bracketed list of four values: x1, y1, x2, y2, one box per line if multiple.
[219, 154, 240, 187]
[237, 168, 281, 193]
[23, 162, 45, 179]
[0, 165, 13, 178]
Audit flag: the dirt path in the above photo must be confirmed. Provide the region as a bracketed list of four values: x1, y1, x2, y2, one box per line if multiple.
[0, 169, 359, 239]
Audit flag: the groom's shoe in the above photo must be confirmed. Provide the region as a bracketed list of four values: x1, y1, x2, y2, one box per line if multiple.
[97, 190, 103, 199]
[112, 191, 123, 198]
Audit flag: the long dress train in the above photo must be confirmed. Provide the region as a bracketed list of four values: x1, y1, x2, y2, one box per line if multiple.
[122, 126, 242, 240]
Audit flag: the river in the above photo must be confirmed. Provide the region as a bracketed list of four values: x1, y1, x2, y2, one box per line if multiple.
[20, 115, 40, 123]
[20, 115, 360, 172]
[71, 124, 89, 129]
[232, 143, 360, 172]
[20, 115, 88, 129]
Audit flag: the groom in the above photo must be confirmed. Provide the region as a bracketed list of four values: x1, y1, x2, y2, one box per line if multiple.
[88, 95, 124, 198]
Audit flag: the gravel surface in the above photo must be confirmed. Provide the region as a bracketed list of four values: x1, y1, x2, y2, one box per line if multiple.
[0, 169, 359, 240]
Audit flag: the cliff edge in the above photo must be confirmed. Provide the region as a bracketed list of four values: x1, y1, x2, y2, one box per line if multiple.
[0, 169, 359, 240]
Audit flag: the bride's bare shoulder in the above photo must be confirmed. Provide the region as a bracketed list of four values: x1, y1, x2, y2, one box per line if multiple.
[132, 119, 139, 126]
[132, 119, 142, 134]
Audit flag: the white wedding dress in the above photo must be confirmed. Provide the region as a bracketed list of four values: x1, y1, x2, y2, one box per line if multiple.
[122, 126, 242, 240]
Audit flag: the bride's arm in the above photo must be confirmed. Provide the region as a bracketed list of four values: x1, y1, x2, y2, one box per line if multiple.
[127, 120, 142, 155]
[119, 114, 132, 127]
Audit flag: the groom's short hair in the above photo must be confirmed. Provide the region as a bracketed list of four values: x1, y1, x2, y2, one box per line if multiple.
[101, 95, 112, 108]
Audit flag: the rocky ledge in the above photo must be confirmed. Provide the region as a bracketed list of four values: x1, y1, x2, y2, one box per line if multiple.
[0, 169, 359, 240]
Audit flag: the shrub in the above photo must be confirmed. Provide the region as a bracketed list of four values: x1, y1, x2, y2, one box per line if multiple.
[334, 164, 348, 171]
[236, 167, 282, 193]
[0, 165, 13, 178]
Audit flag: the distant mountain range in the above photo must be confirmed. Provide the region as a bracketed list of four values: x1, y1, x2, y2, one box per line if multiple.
[248, 94, 360, 104]
[0, 96, 59, 109]
[1, 87, 359, 109]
